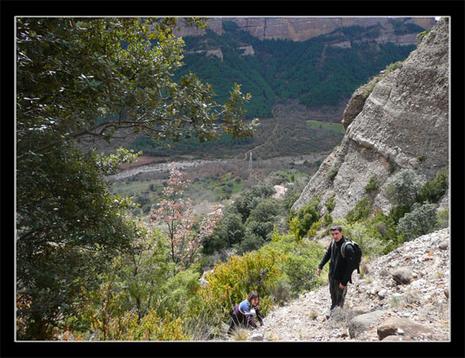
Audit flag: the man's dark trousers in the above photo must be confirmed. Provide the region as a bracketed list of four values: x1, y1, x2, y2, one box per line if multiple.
[329, 275, 347, 310]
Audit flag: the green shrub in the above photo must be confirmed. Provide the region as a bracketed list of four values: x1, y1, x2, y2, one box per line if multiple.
[417, 30, 430, 44]
[194, 232, 326, 333]
[367, 211, 405, 254]
[385, 169, 424, 208]
[396, 202, 438, 241]
[385, 61, 403, 73]
[328, 167, 338, 182]
[346, 197, 372, 223]
[323, 212, 333, 226]
[417, 168, 448, 204]
[325, 194, 336, 213]
[365, 176, 379, 194]
[237, 232, 267, 254]
[307, 218, 323, 238]
[388, 204, 412, 224]
[105, 310, 189, 340]
[289, 198, 320, 239]
[158, 269, 201, 318]
[283, 252, 321, 294]
[247, 197, 281, 223]
[245, 220, 275, 241]
[436, 208, 449, 229]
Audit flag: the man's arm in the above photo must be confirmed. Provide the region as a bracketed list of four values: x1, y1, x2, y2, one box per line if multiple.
[318, 242, 332, 270]
[340, 244, 356, 286]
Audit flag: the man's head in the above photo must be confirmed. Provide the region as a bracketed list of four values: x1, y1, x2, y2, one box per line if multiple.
[248, 291, 259, 306]
[330, 225, 343, 242]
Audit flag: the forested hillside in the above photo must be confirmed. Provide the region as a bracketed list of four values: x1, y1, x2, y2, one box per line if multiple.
[176, 20, 426, 118]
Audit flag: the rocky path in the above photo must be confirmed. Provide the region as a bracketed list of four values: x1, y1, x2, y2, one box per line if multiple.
[241, 228, 450, 342]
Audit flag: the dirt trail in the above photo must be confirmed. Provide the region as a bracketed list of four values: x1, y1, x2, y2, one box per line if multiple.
[230, 228, 450, 342]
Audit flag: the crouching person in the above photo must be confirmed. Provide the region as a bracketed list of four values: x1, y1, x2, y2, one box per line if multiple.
[228, 291, 264, 334]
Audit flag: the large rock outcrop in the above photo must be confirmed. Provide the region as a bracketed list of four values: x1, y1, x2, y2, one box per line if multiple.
[292, 18, 449, 218]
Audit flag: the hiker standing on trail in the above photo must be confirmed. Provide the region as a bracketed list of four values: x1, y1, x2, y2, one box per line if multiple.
[316, 225, 361, 318]
[228, 291, 264, 334]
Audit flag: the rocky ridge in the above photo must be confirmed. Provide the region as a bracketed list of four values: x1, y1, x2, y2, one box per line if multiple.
[292, 17, 449, 218]
[236, 228, 449, 342]
[175, 17, 435, 43]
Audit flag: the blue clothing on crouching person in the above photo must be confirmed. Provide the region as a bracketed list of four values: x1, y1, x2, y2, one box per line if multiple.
[239, 299, 252, 315]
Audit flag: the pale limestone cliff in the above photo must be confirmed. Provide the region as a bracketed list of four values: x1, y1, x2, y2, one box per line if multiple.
[174, 17, 435, 43]
[292, 18, 449, 218]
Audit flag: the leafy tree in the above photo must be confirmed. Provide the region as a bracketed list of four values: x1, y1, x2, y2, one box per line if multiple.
[150, 166, 223, 269]
[202, 208, 245, 255]
[16, 17, 252, 339]
[233, 184, 274, 221]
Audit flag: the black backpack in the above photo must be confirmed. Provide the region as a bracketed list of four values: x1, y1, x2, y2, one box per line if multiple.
[340, 239, 362, 275]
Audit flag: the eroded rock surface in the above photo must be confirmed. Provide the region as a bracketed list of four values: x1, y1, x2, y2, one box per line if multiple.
[293, 18, 449, 218]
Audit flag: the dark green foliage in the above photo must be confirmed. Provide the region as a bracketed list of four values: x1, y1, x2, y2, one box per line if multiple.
[397, 202, 438, 241]
[388, 204, 412, 224]
[277, 237, 326, 295]
[417, 168, 448, 204]
[246, 197, 281, 223]
[202, 208, 245, 254]
[237, 198, 282, 253]
[16, 17, 253, 339]
[346, 197, 373, 223]
[368, 211, 404, 254]
[385, 169, 424, 208]
[202, 187, 279, 256]
[244, 221, 275, 242]
[289, 199, 321, 240]
[284, 254, 320, 294]
[237, 234, 267, 254]
[365, 176, 380, 194]
[233, 185, 275, 221]
[129, 132, 254, 157]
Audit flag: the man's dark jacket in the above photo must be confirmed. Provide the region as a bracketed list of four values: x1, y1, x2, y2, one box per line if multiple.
[318, 236, 355, 286]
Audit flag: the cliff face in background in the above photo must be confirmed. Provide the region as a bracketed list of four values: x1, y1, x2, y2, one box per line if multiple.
[175, 17, 435, 44]
[174, 17, 435, 120]
[292, 18, 449, 218]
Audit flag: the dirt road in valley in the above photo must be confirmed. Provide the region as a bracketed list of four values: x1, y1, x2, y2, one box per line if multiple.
[106, 152, 330, 182]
